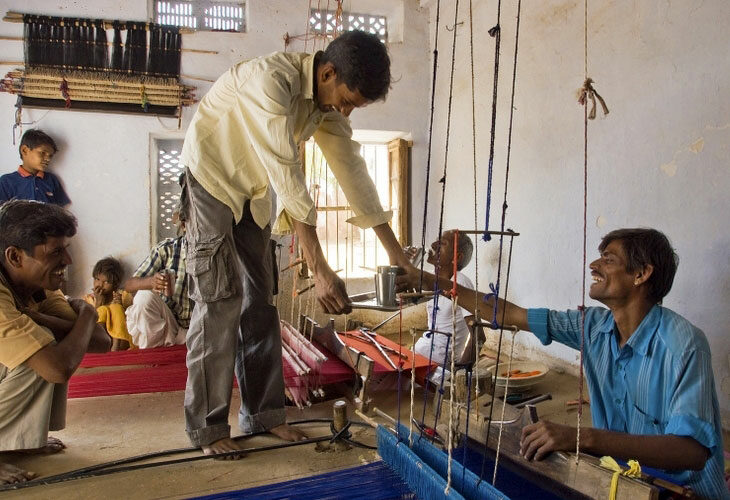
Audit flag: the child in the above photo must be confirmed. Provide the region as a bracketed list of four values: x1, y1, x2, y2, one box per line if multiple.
[0, 129, 71, 205]
[84, 257, 135, 351]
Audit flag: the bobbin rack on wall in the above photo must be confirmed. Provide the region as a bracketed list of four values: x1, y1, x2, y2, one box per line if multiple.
[0, 11, 197, 117]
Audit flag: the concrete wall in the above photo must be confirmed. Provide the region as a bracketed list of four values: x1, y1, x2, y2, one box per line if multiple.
[419, 0, 730, 421]
[0, 0, 430, 299]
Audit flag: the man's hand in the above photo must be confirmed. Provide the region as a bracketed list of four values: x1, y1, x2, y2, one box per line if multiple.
[313, 270, 352, 314]
[112, 291, 123, 305]
[68, 298, 97, 320]
[395, 261, 435, 293]
[520, 420, 577, 461]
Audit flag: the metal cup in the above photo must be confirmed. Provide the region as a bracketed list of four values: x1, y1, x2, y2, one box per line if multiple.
[374, 265, 399, 306]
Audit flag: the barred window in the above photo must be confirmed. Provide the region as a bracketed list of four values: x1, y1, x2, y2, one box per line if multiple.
[154, 1, 246, 32]
[309, 9, 387, 42]
[303, 136, 409, 278]
[154, 139, 184, 241]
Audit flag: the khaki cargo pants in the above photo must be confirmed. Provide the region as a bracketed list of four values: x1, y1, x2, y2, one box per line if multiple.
[183, 169, 285, 447]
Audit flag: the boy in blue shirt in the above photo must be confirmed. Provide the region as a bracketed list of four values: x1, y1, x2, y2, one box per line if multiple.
[397, 228, 728, 499]
[0, 129, 70, 206]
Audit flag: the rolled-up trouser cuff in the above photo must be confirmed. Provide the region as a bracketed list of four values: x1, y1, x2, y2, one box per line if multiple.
[239, 408, 286, 435]
[186, 423, 231, 447]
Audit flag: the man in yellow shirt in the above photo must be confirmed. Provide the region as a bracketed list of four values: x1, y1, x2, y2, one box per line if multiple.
[180, 30, 412, 457]
[0, 200, 110, 484]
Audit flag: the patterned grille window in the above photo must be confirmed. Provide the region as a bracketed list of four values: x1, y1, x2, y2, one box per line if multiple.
[156, 139, 184, 241]
[309, 9, 387, 42]
[154, 1, 246, 32]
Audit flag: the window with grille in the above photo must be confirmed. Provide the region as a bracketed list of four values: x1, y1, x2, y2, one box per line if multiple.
[309, 9, 387, 42]
[155, 139, 184, 241]
[303, 137, 408, 278]
[154, 1, 246, 32]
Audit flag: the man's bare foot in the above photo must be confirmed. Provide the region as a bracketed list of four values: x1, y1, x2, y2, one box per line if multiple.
[201, 438, 246, 460]
[14, 436, 65, 455]
[0, 463, 36, 484]
[269, 423, 308, 442]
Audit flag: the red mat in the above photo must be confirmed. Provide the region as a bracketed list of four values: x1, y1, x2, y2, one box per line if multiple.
[69, 344, 354, 399]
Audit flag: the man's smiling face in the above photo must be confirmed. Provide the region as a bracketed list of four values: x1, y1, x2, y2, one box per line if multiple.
[588, 239, 637, 305]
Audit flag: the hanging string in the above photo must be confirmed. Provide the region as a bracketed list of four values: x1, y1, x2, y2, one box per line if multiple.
[482, 0, 503, 242]
[409, 328, 417, 447]
[302, 0, 314, 52]
[467, 0, 481, 424]
[418, 0, 442, 293]
[445, 231, 460, 493]
[576, 0, 589, 461]
[422, 0, 461, 433]
[478, 234, 516, 484]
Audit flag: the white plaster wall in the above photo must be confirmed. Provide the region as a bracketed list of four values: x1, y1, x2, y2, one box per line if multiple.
[0, 1, 430, 297]
[421, 0, 730, 419]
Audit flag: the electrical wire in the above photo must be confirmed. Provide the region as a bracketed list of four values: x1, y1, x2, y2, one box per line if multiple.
[0, 418, 375, 493]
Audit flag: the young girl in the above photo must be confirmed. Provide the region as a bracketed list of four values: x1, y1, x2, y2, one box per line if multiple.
[84, 257, 135, 351]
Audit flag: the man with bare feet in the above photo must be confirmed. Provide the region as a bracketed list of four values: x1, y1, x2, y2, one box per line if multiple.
[0, 200, 111, 483]
[181, 31, 413, 458]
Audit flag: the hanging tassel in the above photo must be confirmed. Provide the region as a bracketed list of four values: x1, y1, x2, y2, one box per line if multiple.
[59, 77, 71, 108]
[140, 84, 149, 112]
[578, 78, 609, 120]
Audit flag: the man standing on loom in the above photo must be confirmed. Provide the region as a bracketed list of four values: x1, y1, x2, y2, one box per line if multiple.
[180, 30, 413, 457]
[397, 228, 728, 498]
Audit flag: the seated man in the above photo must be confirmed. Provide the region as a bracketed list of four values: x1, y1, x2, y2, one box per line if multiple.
[412, 230, 475, 381]
[399, 228, 728, 499]
[123, 209, 189, 349]
[0, 200, 111, 485]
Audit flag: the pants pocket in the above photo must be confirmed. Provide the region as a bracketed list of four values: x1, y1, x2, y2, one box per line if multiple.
[187, 235, 237, 302]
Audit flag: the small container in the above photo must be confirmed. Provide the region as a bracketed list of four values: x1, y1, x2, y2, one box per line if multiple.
[374, 265, 399, 307]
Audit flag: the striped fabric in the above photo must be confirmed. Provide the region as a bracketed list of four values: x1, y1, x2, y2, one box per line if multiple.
[132, 236, 190, 328]
[528, 305, 729, 499]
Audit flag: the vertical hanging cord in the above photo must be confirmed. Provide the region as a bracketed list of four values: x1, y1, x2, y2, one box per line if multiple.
[445, 230, 460, 494]
[482, 0, 503, 242]
[467, 0, 481, 426]
[428, 0, 461, 433]
[418, 0, 442, 293]
[491, 235, 516, 485]
[576, 0, 589, 461]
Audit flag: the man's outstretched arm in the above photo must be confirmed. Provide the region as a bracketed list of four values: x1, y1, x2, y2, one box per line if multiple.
[396, 265, 529, 330]
[520, 420, 709, 471]
[292, 219, 352, 315]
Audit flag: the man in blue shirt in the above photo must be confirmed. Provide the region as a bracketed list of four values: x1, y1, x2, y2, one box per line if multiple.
[398, 228, 728, 499]
[0, 129, 70, 206]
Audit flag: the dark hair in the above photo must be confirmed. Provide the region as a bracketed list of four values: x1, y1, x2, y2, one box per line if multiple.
[320, 30, 391, 101]
[93, 257, 124, 289]
[19, 129, 58, 158]
[599, 228, 678, 303]
[0, 200, 77, 261]
[456, 232, 474, 271]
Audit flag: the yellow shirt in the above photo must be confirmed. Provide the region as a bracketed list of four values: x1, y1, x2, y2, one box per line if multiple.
[0, 280, 76, 370]
[180, 51, 392, 234]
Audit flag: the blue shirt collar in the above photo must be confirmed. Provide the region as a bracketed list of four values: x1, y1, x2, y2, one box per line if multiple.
[594, 304, 661, 356]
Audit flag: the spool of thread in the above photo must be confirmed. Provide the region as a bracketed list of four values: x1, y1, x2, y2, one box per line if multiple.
[333, 400, 348, 433]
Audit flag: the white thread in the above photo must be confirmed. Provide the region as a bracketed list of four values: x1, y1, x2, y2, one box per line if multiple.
[492, 329, 518, 485]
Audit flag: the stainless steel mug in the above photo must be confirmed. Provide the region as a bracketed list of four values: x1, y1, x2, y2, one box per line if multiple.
[375, 265, 399, 306]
